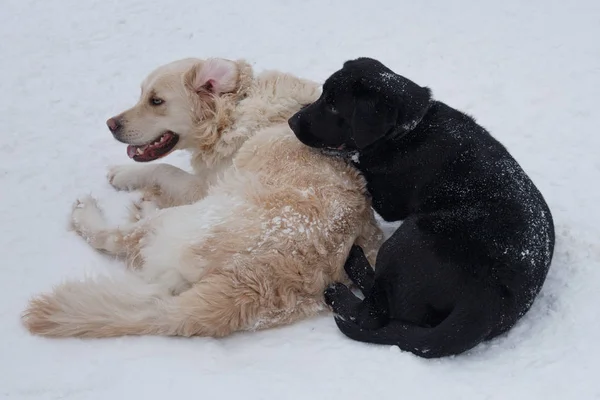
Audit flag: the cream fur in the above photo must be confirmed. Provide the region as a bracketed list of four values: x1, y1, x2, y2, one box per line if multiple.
[22, 58, 384, 338]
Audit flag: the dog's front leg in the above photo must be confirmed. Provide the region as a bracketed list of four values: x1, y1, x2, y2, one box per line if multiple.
[108, 164, 208, 207]
[344, 245, 376, 295]
[324, 283, 387, 331]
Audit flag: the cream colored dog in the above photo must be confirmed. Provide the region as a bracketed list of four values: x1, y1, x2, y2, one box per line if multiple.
[23, 57, 383, 338]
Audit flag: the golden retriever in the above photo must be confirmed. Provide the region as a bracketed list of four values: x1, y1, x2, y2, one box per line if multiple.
[22, 57, 383, 338]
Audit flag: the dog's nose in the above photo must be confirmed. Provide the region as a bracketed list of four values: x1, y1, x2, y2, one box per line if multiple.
[288, 114, 300, 132]
[106, 117, 121, 133]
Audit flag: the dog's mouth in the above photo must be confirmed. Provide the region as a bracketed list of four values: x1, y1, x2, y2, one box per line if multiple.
[126, 132, 179, 162]
[320, 144, 347, 156]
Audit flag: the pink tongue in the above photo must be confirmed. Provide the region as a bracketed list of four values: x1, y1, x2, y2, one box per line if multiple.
[127, 145, 137, 159]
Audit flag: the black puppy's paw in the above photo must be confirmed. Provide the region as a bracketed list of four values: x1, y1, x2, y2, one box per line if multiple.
[324, 283, 348, 307]
[333, 314, 362, 333]
[324, 282, 360, 320]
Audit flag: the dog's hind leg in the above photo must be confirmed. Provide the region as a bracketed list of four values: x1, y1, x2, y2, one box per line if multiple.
[344, 245, 375, 295]
[127, 195, 160, 223]
[70, 196, 145, 263]
[169, 272, 328, 337]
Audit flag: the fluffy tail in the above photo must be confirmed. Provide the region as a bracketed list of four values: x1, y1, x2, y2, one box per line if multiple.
[22, 275, 181, 338]
[333, 302, 493, 358]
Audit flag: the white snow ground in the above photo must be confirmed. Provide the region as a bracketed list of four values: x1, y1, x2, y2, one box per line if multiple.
[1, 0, 599, 398]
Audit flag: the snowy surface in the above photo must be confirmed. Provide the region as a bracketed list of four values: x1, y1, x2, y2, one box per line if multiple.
[1, 0, 600, 398]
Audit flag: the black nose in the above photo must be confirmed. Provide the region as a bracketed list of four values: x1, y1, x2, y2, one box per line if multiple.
[106, 117, 122, 133]
[288, 114, 300, 132]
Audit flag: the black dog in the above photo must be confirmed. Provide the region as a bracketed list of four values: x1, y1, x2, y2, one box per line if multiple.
[288, 58, 555, 358]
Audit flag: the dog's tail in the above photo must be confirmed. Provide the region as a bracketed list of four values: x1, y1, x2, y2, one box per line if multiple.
[333, 301, 493, 358]
[22, 274, 185, 338]
[22, 269, 284, 338]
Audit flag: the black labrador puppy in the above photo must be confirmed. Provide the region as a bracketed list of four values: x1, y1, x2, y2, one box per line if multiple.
[288, 57, 555, 358]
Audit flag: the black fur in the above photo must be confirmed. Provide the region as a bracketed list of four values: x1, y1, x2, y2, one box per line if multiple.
[288, 57, 555, 358]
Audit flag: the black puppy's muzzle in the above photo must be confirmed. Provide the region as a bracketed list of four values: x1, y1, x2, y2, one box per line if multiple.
[289, 102, 337, 150]
[289, 102, 313, 131]
[288, 110, 320, 149]
[288, 112, 302, 134]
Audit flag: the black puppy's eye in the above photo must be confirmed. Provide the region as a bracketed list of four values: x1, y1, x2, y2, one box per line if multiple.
[323, 95, 338, 114]
[150, 97, 164, 106]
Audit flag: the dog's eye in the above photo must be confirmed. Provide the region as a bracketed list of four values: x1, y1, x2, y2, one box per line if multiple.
[323, 96, 338, 114]
[150, 98, 164, 106]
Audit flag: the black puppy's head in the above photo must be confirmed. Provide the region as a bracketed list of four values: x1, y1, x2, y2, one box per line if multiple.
[289, 58, 432, 154]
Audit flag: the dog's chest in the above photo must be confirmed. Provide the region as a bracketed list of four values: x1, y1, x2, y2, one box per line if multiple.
[357, 147, 438, 220]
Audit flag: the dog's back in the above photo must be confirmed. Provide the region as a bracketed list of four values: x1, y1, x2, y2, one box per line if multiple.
[374, 100, 554, 331]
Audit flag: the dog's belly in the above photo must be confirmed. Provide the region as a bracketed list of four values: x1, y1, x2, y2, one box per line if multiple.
[138, 193, 245, 290]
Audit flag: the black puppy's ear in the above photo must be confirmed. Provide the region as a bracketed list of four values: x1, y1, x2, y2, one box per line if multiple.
[351, 97, 398, 149]
[397, 85, 432, 132]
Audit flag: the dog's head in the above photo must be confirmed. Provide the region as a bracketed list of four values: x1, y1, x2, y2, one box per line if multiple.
[289, 57, 431, 155]
[106, 57, 250, 162]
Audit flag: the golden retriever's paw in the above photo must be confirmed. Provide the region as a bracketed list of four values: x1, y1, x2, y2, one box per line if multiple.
[127, 198, 159, 222]
[70, 195, 105, 237]
[107, 164, 147, 191]
[72, 195, 98, 210]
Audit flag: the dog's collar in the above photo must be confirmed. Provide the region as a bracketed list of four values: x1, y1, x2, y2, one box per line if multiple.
[358, 100, 433, 157]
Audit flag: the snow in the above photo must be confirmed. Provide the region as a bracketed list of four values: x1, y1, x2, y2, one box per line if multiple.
[1, 0, 599, 398]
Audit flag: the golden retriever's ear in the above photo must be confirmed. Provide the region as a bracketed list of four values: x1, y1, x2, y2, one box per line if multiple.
[186, 58, 238, 95]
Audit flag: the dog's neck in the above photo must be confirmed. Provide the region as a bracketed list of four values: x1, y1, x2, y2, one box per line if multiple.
[349, 100, 471, 222]
[189, 68, 321, 172]
[352, 98, 434, 166]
